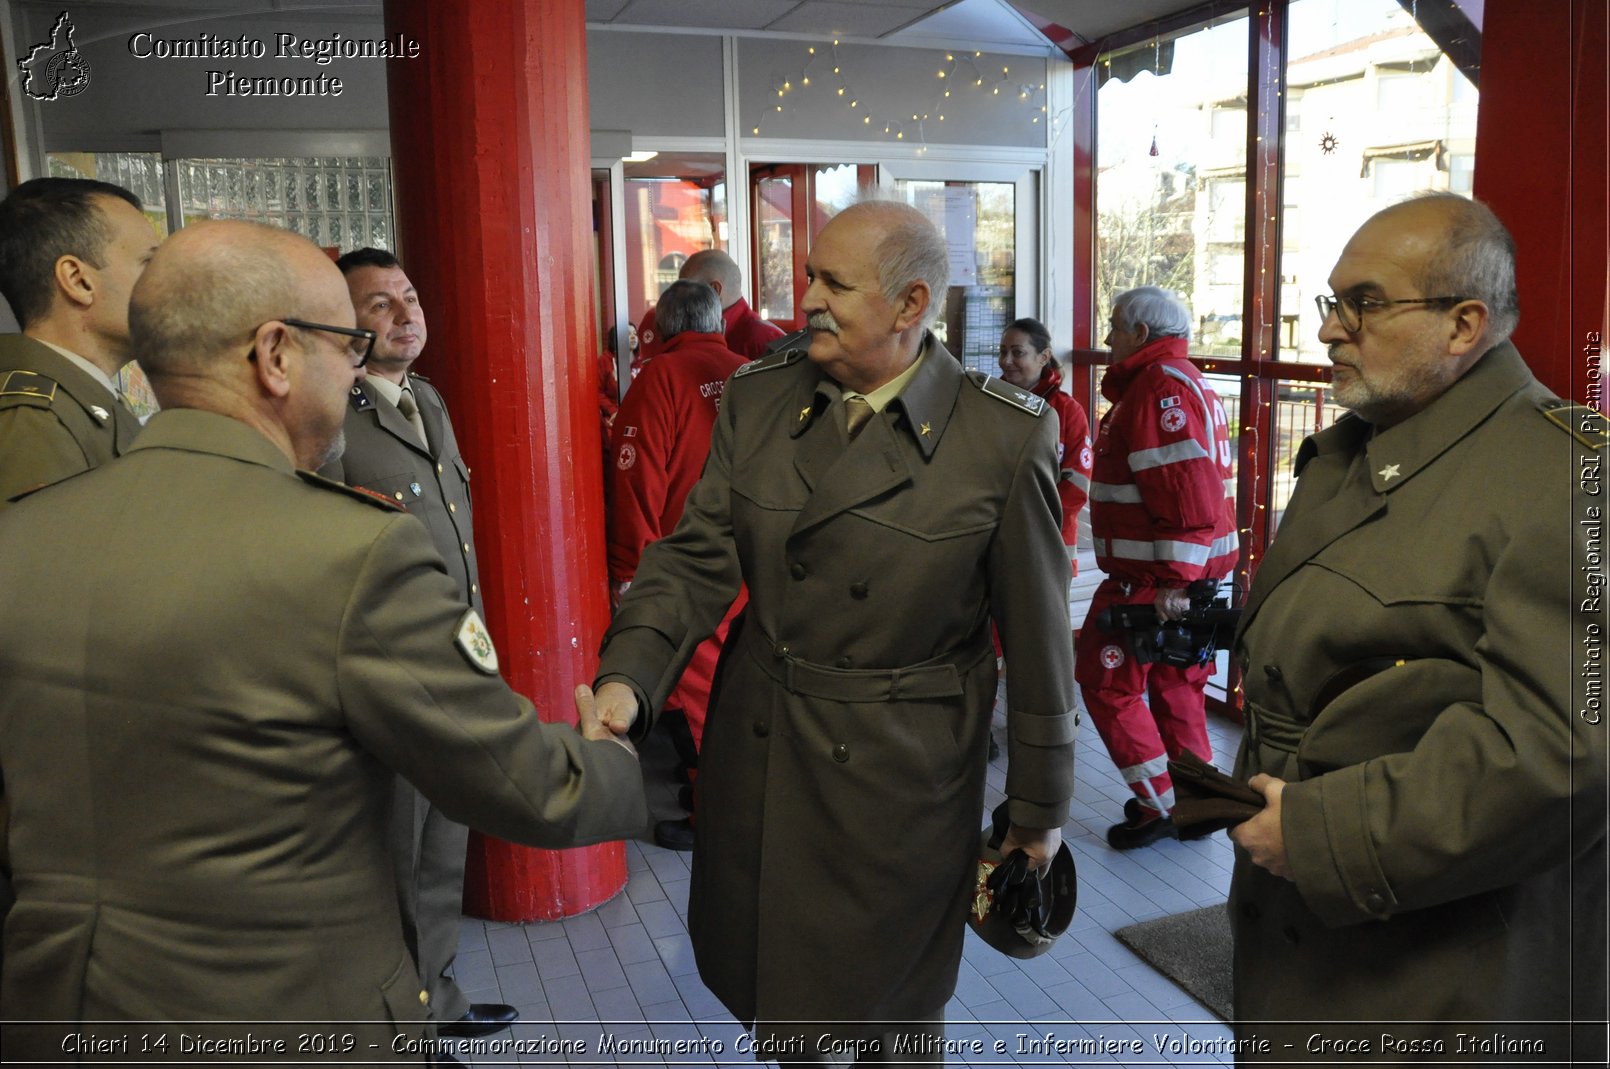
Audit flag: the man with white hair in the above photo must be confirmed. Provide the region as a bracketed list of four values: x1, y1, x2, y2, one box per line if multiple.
[634, 248, 783, 367]
[1078, 286, 1236, 850]
[587, 199, 1077, 1062]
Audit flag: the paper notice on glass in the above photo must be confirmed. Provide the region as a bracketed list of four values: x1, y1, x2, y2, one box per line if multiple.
[945, 186, 978, 286]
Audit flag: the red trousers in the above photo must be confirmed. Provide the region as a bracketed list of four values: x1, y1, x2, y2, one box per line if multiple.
[1075, 578, 1212, 816]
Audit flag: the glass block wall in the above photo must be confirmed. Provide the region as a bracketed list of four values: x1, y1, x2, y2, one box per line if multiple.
[171, 157, 395, 251]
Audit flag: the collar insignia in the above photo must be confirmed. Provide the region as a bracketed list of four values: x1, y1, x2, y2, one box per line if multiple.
[1378, 463, 1401, 481]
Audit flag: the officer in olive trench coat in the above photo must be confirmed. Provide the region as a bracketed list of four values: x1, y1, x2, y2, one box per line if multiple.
[1227, 193, 1607, 1062]
[591, 201, 1079, 1058]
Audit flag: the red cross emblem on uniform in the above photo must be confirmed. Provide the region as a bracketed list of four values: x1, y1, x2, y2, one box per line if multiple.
[1100, 644, 1125, 669]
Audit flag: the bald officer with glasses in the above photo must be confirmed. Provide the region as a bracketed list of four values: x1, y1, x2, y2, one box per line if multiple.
[1226, 192, 1606, 1060]
[0, 220, 644, 1058]
[320, 247, 515, 1038]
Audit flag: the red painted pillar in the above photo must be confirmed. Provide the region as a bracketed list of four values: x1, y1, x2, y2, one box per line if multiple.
[382, 0, 625, 920]
[1474, 0, 1607, 404]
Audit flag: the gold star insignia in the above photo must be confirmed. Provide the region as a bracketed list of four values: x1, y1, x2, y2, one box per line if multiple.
[920, 422, 932, 437]
[799, 406, 811, 422]
[1378, 463, 1401, 481]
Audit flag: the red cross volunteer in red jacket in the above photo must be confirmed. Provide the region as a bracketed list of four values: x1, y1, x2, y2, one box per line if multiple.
[609, 280, 747, 850]
[1077, 287, 1237, 850]
[997, 317, 1091, 573]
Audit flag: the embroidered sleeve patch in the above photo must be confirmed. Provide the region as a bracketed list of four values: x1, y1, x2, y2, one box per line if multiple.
[455, 609, 500, 675]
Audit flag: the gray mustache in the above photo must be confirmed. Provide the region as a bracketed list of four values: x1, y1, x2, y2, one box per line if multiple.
[807, 312, 839, 333]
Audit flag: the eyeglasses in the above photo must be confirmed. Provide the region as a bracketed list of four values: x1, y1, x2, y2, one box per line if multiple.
[1314, 293, 1467, 334]
[247, 318, 377, 367]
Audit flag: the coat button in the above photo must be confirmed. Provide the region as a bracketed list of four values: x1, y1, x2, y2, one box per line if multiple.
[1281, 925, 1300, 944]
[449, 503, 457, 513]
[753, 720, 769, 738]
[470, 584, 478, 595]
[1240, 903, 1260, 921]
[1264, 664, 1283, 681]
[774, 644, 791, 658]
[1364, 892, 1387, 914]
[832, 743, 849, 763]
[418, 990, 429, 1005]
[849, 582, 868, 599]
[437, 463, 444, 474]
[835, 656, 852, 669]
[790, 562, 806, 580]
[462, 542, 471, 553]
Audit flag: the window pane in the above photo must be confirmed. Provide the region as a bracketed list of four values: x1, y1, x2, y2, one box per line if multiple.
[755, 175, 795, 321]
[1095, 15, 1249, 356]
[894, 180, 1016, 375]
[621, 152, 727, 326]
[1279, 0, 1480, 364]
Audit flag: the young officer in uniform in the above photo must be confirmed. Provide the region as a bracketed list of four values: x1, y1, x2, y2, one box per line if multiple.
[588, 200, 1077, 1063]
[320, 247, 514, 1038]
[0, 178, 158, 508]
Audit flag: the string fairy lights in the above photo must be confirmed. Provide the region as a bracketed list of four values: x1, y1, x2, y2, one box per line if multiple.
[749, 40, 1062, 148]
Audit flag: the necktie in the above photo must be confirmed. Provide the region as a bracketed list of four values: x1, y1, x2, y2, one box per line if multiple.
[396, 387, 430, 449]
[845, 396, 875, 441]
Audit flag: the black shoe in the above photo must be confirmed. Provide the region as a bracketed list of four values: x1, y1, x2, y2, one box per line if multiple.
[439, 1003, 518, 1038]
[1108, 800, 1174, 850]
[654, 816, 695, 851]
[677, 783, 694, 812]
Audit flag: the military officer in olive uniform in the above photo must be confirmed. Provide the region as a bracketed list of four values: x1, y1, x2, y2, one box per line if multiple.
[318, 247, 512, 1037]
[0, 178, 158, 507]
[0, 220, 645, 1061]
[1229, 193, 1607, 1061]
[590, 200, 1078, 1062]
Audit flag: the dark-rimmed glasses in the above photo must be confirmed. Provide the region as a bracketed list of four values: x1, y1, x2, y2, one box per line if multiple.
[1314, 293, 1467, 334]
[247, 318, 377, 367]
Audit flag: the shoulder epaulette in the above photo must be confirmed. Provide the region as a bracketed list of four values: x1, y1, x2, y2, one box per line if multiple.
[0, 369, 59, 408]
[296, 468, 407, 511]
[1540, 399, 1607, 451]
[968, 371, 1047, 416]
[732, 348, 804, 379]
[347, 384, 374, 412]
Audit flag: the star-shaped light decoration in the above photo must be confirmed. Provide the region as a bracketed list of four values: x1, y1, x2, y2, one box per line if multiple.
[1319, 131, 1340, 155]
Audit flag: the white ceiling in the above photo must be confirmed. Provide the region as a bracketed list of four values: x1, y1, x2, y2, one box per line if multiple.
[585, 0, 1207, 50]
[20, 0, 1208, 51]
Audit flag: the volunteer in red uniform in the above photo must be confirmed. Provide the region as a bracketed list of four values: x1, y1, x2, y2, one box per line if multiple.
[634, 249, 784, 380]
[1077, 287, 1237, 850]
[609, 280, 747, 850]
[997, 317, 1091, 574]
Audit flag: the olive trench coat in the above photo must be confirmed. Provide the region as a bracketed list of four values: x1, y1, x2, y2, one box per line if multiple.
[1230, 343, 1607, 1060]
[0, 410, 646, 1061]
[598, 338, 1078, 1034]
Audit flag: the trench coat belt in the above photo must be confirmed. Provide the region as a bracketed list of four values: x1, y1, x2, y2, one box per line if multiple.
[1242, 700, 1306, 754]
[742, 624, 994, 703]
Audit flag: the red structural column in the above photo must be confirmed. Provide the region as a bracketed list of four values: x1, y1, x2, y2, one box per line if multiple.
[382, 0, 625, 921]
[1474, 0, 1608, 405]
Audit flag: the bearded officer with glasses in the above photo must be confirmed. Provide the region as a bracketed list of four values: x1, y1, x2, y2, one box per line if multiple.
[320, 247, 521, 1039]
[1227, 192, 1607, 1059]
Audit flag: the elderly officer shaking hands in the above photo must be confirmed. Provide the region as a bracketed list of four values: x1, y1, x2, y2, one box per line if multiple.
[587, 199, 1078, 1064]
[1228, 192, 1607, 1061]
[0, 220, 645, 1061]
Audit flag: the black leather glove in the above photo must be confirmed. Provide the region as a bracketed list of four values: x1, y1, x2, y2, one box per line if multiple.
[987, 848, 1049, 937]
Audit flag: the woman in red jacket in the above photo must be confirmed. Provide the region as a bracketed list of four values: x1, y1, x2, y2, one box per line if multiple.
[999, 318, 1091, 571]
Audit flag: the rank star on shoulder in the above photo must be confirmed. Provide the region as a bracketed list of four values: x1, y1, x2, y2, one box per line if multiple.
[1378, 463, 1401, 481]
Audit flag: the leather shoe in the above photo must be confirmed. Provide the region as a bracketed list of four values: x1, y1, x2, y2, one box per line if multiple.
[439, 1003, 518, 1038]
[654, 817, 695, 851]
[1107, 799, 1174, 850]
